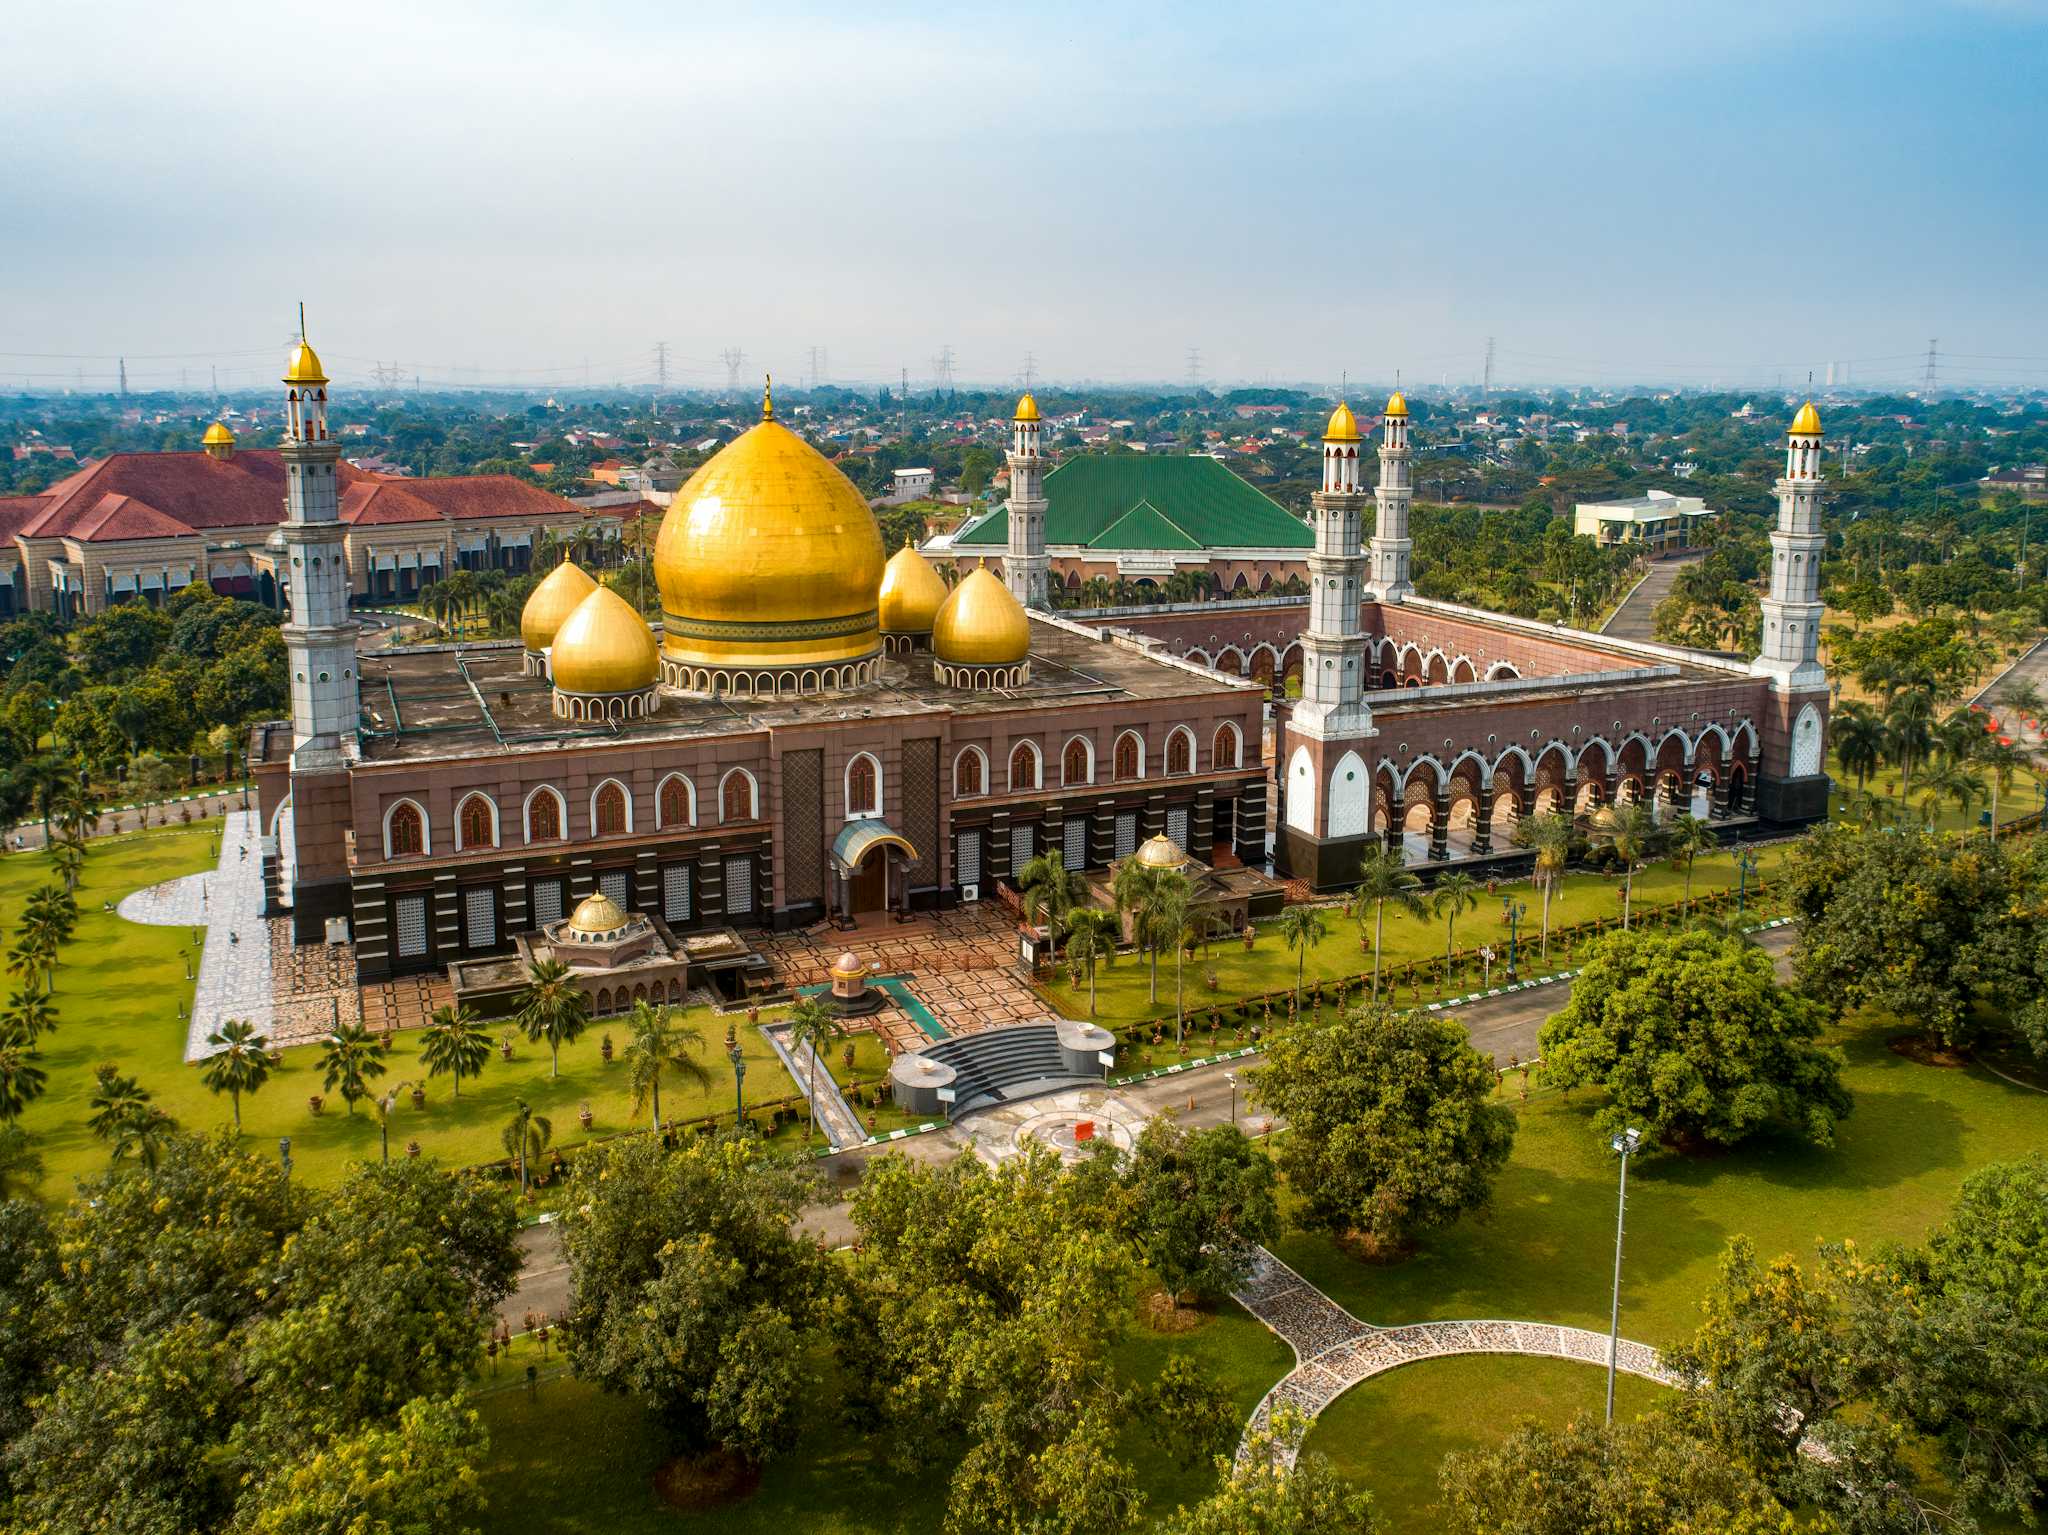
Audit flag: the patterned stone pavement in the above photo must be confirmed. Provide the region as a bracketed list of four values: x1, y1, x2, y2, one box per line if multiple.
[1232, 1247, 1676, 1466]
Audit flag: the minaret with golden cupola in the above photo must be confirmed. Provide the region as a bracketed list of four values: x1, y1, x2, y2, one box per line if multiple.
[1289, 401, 1375, 740]
[1755, 401, 1828, 693]
[278, 309, 358, 754]
[1366, 391, 1413, 602]
[1004, 392, 1050, 609]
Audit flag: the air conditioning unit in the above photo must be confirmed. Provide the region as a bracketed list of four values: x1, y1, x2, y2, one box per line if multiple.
[960, 883, 980, 903]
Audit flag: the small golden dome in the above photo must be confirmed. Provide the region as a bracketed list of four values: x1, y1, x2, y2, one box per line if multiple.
[202, 421, 234, 446]
[1324, 401, 1362, 442]
[1134, 833, 1189, 871]
[1789, 400, 1822, 437]
[284, 339, 327, 386]
[879, 542, 947, 634]
[932, 565, 1030, 666]
[550, 585, 658, 695]
[1384, 391, 1409, 418]
[566, 891, 628, 935]
[654, 418, 885, 670]
[1014, 393, 1041, 423]
[832, 951, 863, 976]
[520, 560, 599, 651]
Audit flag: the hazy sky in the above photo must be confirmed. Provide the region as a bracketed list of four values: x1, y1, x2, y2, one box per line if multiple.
[5, 0, 2045, 395]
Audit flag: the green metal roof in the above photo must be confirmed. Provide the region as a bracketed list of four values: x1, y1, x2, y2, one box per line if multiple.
[955, 454, 1310, 552]
[1085, 499, 1203, 551]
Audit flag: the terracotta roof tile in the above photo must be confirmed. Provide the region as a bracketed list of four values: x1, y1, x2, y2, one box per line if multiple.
[0, 496, 50, 541]
[70, 493, 199, 543]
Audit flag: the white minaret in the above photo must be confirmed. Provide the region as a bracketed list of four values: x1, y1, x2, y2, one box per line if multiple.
[1754, 401, 1827, 693]
[1366, 392, 1413, 602]
[1004, 393, 1050, 608]
[278, 316, 360, 753]
[1289, 402, 1374, 740]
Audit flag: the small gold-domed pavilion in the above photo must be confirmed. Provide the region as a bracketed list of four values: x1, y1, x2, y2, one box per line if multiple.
[932, 563, 1031, 688]
[519, 559, 599, 672]
[1133, 833, 1189, 871]
[878, 541, 948, 652]
[654, 381, 886, 697]
[201, 421, 236, 461]
[566, 889, 629, 937]
[549, 585, 660, 722]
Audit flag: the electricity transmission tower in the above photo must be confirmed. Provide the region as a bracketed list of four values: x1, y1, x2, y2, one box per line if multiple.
[1483, 336, 1496, 396]
[721, 348, 746, 400]
[654, 341, 669, 394]
[1020, 352, 1038, 390]
[1185, 347, 1203, 391]
[931, 345, 955, 394]
[1923, 339, 1939, 393]
[371, 361, 406, 389]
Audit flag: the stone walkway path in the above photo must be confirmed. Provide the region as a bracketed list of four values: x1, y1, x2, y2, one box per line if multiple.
[118, 809, 276, 1062]
[1231, 1247, 1675, 1466]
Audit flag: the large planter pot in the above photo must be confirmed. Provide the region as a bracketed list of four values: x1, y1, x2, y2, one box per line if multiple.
[578, 1105, 594, 1131]
[410, 1086, 426, 1109]
[308, 1094, 324, 1115]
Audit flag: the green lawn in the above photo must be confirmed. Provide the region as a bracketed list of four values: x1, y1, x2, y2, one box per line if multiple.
[1828, 750, 2044, 833]
[1302, 1354, 1672, 1531]
[1271, 1020, 2048, 1347]
[3, 829, 807, 1199]
[1041, 845, 1796, 1029]
[472, 1292, 1294, 1535]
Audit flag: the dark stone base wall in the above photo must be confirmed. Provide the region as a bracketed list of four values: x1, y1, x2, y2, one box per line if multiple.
[290, 877, 352, 944]
[1753, 772, 1832, 827]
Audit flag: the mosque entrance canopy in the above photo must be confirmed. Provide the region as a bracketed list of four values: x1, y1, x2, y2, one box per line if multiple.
[830, 819, 917, 875]
[831, 819, 918, 921]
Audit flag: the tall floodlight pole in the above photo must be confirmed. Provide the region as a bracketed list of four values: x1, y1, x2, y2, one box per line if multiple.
[1606, 1126, 1642, 1423]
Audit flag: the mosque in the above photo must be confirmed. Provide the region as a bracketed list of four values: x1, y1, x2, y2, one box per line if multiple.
[250, 331, 1830, 982]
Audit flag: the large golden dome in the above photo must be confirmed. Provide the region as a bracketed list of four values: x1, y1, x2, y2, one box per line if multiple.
[879, 542, 947, 635]
[654, 396, 885, 671]
[932, 565, 1030, 665]
[520, 559, 599, 651]
[550, 585, 658, 695]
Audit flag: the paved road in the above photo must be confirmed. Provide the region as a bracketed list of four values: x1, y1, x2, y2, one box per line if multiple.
[1600, 552, 1701, 642]
[1976, 637, 2048, 714]
[494, 924, 1799, 1332]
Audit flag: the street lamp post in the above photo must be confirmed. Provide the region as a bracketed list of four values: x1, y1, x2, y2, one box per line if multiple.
[1606, 1126, 1641, 1424]
[1224, 1071, 1237, 1126]
[278, 1135, 293, 1184]
[1501, 895, 1525, 981]
[725, 1020, 746, 1132]
[1735, 847, 1761, 918]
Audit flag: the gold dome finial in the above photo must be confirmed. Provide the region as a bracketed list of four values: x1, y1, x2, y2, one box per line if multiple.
[283, 305, 327, 386]
[1324, 401, 1361, 442]
[1789, 400, 1822, 437]
[762, 374, 774, 421]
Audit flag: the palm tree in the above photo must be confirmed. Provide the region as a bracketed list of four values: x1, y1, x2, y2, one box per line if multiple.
[0, 990, 55, 1053]
[1165, 889, 1208, 1045]
[1663, 814, 1716, 914]
[783, 995, 844, 1146]
[418, 1003, 491, 1098]
[1588, 802, 1661, 929]
[369, 1081, 414, 1165]
[1514, 812, 1573, 963]
[516, 957, 591, 1078]
[1915, 761, 1979, 828]
[111, 1106, 177, 1174]
[1978, 739, 2029, 839]
[1017, 849, 1081, 970]
[1431, 871, 1482, 976]
[502, 1100, 552, 1193]
[1931, 708, 1983, 771]
[1830, 700, 1885, 790]
[0, 1124, 43, 1198]
[1885, 689, 1937, 800]
[1353, 845, 1424, 1001]
[4, 941, 50, 1006]
[319, 1022, 388, 1115]
[621, 1000, 712, 1133]
[1278, 904, 1329, 1014]
[201, 1018, 271, 1129]
[0, 1041, 48, 1123]
[2000, 679, 2043, 719]
[86, 1063, 150, 1141]
[1062, 908, 1120, 1015]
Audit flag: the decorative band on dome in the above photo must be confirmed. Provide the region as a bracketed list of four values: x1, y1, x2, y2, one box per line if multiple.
[659, 609, 881, 645]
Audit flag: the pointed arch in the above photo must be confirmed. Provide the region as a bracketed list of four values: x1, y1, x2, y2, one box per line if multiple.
[953, 745, 988, 799]
[1062, 735, 1094, 787]
[1113, 730, 1144, 782]
[1211, 720, 1242, 771]
[1285, 745, 1317, 835]
[523, 785, 565, 844]
[1164, 726, 1194, 776]
[1009, 739, 1042, 792]
[656, 773, 696, 830]
[591, 778, 632, 837]
[382, 798, 429, 859]
[845, 752, 882, 818]
[721, 768, 759, 824]
[455, 791, 498, 851]
[1329, 750, 1369, 837]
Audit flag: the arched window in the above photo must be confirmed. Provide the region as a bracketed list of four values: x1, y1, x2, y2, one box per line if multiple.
[526, 787, 564, 843]
[385, 800, 426, 858]
[846, 753, 880, 818]
[954, 748, 986, 798]
[593, 781, 628, 837]
[1062, 736, 1092, 787]
[657, 774, 694, 829]
[722, 769, 757, 824]
[457, 793, 495, 850]
[1164, 728, 1192, 776]
[1212, 722, 1241, 770]
[1009, 740, 1039, 791]
[1113, 731, 1142, 782]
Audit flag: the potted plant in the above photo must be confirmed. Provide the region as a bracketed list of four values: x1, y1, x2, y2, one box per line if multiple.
[600, 1033, 614, 1063]
[308, 1093, 324, 1114]
[578, 1102, 594, 1130]
[499, 1031, 516, 1061]
[410, 1084, 426, 1109]
[405, 1139, 421, 1158]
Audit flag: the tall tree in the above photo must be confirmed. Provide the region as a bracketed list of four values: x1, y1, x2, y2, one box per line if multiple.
[1063, 907, 1120, 1015]
[501, 1100, 551, 1194]
[1254, 1003, 1515, 1256]
[620, 999, 712, 1133]
[1018, 848, 1083, 969]
[1514, 811, 1573, 962]
[1119, 1118, 1280, 1305]
[783, 995, 843, 1145]
[1353, 845, 1424, 1000]
[318, 1023, 387, 1115]
[1430, 869, 1482, 972]
[1588, 801, 1662, 927]
[515, 956, 590, 1078]
[1278, 903, 1329, 1013]
[200, 1017, 271, 1130]
[416, 1003, 490, 1099]
[0, 1040, 48, 1123]
[1663, 812, 1716, 913]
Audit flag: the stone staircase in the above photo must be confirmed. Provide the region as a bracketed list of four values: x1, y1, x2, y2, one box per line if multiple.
[918, 1023, 1097, 1120]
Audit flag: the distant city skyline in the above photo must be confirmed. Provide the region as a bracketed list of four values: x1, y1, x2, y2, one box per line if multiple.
[4, 0, 2045, 395]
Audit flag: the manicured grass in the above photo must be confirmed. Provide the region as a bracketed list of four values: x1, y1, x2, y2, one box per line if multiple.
[1271, 1020, 2048, 1348]
[1040, 845, 1796, 1029]
[3, 829, 806, 1199]
[1828, 751, 2044, 834]
[1302, 1354, 1672, 1530]
[472, 1293, 1295, 1535]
